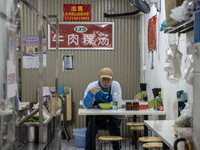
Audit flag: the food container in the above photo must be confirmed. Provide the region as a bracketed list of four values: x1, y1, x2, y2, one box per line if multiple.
[133, 102, 139, 111]
[139, 104, 147, 110]
[126, 102, 133, 110]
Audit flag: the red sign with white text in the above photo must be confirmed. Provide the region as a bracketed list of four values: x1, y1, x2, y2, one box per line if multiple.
[148, 15, 157, 52]
[63, 4, 91, 21]
[48, 22, 114, 50]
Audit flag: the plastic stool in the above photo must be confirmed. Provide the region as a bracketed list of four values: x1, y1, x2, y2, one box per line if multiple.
[138, 136, 162, 149]
[138, 136, 162, 142]
[142, 142, 163, 149]
[129, 126, 144, 149]
[126, 122, 144, 126]
[126, 122, 144, 148]
[98, 136, 122, 150]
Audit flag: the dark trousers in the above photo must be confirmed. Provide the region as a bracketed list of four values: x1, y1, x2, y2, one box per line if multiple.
[85, 115, 121, 150]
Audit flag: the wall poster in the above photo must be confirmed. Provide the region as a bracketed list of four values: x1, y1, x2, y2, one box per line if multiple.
[22, 36, 47, 69]
[48, 22, 114, 50]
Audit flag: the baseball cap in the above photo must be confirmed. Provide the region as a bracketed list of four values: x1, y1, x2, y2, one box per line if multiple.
[99, 67, 113, 79]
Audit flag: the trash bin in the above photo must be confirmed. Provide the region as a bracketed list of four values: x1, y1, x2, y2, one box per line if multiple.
[73, 128, 86, 148]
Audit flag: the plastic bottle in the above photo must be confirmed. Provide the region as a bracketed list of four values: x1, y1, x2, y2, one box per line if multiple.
[157, 92, 163, 110]
[112, 93, 118, 110]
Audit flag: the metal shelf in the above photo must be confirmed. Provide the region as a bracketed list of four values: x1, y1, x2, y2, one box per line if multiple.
[165, 17, 194, 34]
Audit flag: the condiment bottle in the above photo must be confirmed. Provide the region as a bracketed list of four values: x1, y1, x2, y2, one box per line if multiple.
[133, 102, 139, 111]
[126, 102, 133, 110]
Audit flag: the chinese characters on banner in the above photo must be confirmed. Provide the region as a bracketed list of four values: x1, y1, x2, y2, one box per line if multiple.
[148, 15, 157, 52]
[63, 4, 91, 21]
[48, 22, 114, 50]
[22, 36, 47, 69]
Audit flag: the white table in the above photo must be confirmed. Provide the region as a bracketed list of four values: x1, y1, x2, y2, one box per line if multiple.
[79, 99, 148, 106]
[144, 120, 176, 150]
[78, 108, 166, 150]
[78, 108, 166, 116]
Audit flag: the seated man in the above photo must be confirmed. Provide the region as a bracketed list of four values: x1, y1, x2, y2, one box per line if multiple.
[83, 67, 123, 150]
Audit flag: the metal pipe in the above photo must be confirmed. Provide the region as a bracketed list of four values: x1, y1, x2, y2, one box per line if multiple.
[21, 0, 56, 31]
[21, 0, 60, 144]
[18, 108, 39, 126]
[37, 0, 44, 143]
[55, 16, 59, 96]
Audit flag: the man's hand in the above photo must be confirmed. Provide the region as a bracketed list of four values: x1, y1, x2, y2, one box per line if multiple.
[90, 87, 101, 94]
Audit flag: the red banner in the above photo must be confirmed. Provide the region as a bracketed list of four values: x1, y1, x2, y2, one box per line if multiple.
[48, 22, 114, 50]
[148, 15, 157, 52]
[63, 4, 91, 21]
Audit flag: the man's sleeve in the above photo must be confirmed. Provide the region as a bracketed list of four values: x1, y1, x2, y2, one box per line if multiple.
[83, 84, 95, 108]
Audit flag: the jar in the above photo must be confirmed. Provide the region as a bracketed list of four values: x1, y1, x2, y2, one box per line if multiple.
[126, 102, 133, 110]
[133, 102, 139, 111]
[159, 104, 164, 111]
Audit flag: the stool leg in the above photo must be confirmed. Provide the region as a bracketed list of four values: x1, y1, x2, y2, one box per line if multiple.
[129, 130, 132, 150]
[100, 140, 103, 150]
[137, 140, 140, 150]
[99, 139, 101, 150]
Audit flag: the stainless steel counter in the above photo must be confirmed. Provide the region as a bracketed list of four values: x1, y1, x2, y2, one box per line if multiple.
[19, 109, 62, 150]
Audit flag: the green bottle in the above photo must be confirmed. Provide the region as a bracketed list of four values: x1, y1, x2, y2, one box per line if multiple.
[157, 92, 162, 110]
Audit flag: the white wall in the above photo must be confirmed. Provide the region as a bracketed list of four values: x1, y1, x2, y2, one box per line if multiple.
[140, 2, 194, 120]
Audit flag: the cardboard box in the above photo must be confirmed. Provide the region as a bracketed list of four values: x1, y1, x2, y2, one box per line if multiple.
[165, 0, 184, 27]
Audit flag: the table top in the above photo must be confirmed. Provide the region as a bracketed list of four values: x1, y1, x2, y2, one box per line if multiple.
[144, 120, 176, 149]
[78, 108, 166, 116]
[79, 100, 148, 106]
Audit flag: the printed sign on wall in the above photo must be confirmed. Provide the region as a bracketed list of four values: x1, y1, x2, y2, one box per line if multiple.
[63, 4, 91, 21]
[48, 22, 114, 50]
[22, 36, 47, 69]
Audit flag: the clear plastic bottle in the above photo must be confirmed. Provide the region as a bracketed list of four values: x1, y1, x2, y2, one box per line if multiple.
[112, 93, 118, 110]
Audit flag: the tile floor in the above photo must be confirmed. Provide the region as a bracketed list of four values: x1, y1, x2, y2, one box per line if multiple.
[61, 138, 134, 150]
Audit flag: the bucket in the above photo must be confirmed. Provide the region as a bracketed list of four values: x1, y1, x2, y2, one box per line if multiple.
[73, 128, 86, 148]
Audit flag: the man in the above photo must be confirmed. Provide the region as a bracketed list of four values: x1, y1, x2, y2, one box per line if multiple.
[83, 67, 123, 150]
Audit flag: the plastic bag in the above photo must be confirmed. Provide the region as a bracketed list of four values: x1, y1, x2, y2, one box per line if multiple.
[175, 102, 192, 127]
[170, 0, 193, 22]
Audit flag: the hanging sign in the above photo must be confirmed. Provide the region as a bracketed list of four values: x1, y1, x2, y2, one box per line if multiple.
[148, 15, 157, 52]
[63, 4, 91, 21]
[48, 22, 114, 50]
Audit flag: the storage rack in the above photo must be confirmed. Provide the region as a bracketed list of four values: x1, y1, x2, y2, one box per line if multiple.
[165, 17, 194, 34]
